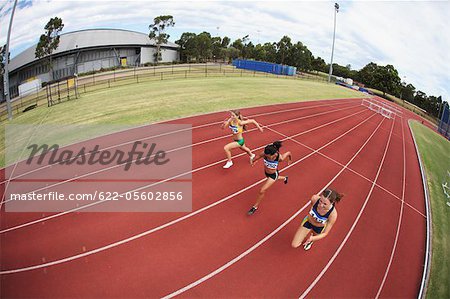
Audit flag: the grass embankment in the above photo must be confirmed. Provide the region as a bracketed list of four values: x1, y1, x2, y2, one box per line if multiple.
[410, 121, 450, 299]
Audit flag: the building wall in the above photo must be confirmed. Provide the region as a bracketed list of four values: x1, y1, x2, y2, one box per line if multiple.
[140, 47, 180, 64]
[140, 47, 155, 64]
[7, 45, 178, 99]
[161, 48, 179, 62]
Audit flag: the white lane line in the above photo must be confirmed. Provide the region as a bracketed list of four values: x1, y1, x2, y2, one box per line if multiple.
[374, 113, 407, 298]
[265, 124, 425, 219]
[0, 109, 52, 209]
[162, 114, 388, 299]
[0, 106, 373, 273]
[0, 100, 356, 185]
[0, 107, 366, 234]
[2, 103, 359, 204]
[298, 116, 395, 299]
[0, 105, 364, 217]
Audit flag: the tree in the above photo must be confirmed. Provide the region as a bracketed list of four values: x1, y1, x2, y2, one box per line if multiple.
[376, 64, 401, 96]
[149, 15, 175, 64]
[196, 32, 212, 62]
[243, 41, 255, 60]
[176, 32, 198, 62]
[331, 63, 352, 78]
[226, 47, 240, 62]
[211, 36, 222, 62]
[402, 83, 416, 103]
[311, 56, 327, 73]
[276, 35, 292, 64]
[35, 17, 64, 80]
[356, 62, 402, 97]
[221, 36, 231, 48]
[231, 38, 244, 58]
[413, 90, 427, 108]
[357, 62, 378, 87]
[262, 42, 277, 63]
[287, 42, 313, 71]
[427, 95, 441, 117]
[253, 44, 266, 61]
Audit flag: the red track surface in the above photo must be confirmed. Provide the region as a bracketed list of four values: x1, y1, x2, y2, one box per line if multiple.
[0, 97, 427, 298]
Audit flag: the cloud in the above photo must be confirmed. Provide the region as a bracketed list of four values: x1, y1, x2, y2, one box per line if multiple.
[0, 0, 448, 100]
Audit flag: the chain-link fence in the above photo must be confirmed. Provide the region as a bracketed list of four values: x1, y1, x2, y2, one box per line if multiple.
[1, 63, 328, 122]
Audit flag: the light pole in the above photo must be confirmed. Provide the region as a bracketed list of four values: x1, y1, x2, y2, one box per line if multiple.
[328, 2, 339, 83]
[3, 0, 18, 121]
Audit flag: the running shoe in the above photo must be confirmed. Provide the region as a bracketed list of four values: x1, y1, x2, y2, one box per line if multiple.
[223, 160, 233, 169]
[303, 241, 313, 251]
[247, 206, 258, 215]
[284, 176, 289, 184]
[250, 153, 256, 164]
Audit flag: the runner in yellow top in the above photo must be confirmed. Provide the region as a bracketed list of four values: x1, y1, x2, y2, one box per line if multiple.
[221, 110, 263, 169]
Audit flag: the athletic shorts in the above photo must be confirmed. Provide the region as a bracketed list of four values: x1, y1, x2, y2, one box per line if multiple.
[235, 138, 245, 146]
[265, 170, 279, 180]
[301, 216, 325, 234]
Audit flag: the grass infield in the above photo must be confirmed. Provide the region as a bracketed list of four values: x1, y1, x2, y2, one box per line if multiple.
[410, 121, 450, 299]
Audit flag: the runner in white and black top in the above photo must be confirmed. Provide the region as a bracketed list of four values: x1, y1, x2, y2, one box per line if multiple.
[248, 141, 292, 215]
[291, 188, 344, 250]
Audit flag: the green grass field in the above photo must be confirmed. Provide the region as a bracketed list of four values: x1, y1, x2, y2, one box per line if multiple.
[410, 121, 450, 299]
[0, 76, 363, 167]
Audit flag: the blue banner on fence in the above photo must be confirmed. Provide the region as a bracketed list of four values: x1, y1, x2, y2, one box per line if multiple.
[438, 103, 450, 140]
[232, 59, 297, 76]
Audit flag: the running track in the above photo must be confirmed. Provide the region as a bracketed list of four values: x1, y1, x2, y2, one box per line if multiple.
[0, 97, 427, 298]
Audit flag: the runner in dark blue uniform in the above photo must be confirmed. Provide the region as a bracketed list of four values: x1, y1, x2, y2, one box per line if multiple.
[291, 188, 343, 250]
[247, 141, 292, 215]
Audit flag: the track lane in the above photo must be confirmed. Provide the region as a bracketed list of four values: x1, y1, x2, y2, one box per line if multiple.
[0, 105, 380, 298]
[0, 99, 360, 186]
[0, 103, 364, 232]
[373, 116, 426, 298]
[163, 114, 390, 298]
[1, 106, 371, 273]
[1, 99, 427, 299]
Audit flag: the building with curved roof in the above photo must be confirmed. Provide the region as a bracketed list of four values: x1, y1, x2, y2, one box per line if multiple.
[4, 28, 180, 98]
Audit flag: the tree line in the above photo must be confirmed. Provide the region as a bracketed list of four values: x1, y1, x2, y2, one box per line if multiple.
[3, 14, 446, 118]
[175, 29, 444, 118]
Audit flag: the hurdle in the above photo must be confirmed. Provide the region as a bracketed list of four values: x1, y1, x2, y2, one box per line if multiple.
[371, 98, 403, 115]
[361, 99, 397, 119]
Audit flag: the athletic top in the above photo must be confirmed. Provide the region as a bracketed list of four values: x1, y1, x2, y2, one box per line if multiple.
[229, 120, 243, 134]
[264, 153, 280, 170]
[309, 199, 334, 224]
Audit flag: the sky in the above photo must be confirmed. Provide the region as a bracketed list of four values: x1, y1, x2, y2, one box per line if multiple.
[1, 0, 449, 100]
